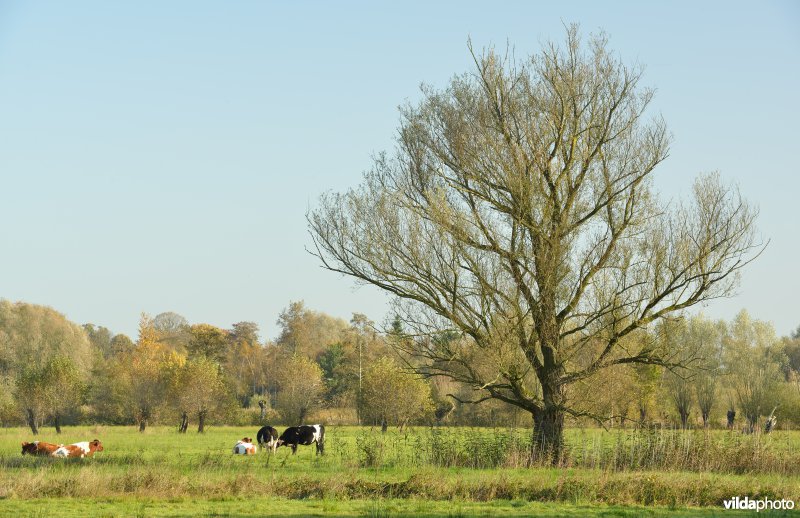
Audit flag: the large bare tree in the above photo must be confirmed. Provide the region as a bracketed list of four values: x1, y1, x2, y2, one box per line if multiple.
[308, 27, 761, 461]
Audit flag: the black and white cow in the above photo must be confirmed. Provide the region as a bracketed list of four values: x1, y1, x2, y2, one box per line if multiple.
[256, 425, 280, 453]
[277, 424, 325, 455]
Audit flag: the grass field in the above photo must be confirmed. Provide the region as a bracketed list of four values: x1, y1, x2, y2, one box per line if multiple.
[1, 425, 798, 516]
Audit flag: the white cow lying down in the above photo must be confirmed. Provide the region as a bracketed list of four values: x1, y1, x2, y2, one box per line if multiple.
[233, 437, 256, 455]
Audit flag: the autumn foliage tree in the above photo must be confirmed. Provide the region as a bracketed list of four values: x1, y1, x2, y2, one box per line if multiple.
[109, 314, 176, 432]
[274, 355, 325, 425]
[42, 356, 84, 433]
[187, 323, 229, 363]
[171, 355, 232, 433]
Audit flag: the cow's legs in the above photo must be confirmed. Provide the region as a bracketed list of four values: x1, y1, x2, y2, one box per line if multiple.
[291, 444, 297, 455]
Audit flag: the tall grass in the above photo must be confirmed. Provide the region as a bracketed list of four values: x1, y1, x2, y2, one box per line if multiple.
[351, 426, 800, 475]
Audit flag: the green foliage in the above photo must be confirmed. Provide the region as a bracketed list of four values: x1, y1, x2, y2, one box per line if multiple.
[0, 300, 93, 375]
[273, 355, 325, 425]
[13, 363, 49, 428]
[318, 343, 352, 403]
[83, 323, 114, 358]
[169, 355, 234, 432]
[724, 310, 785, 432]
[187, 323, 229, 363]
[276, 300, 348, 358]
[361, 358, 434, 428]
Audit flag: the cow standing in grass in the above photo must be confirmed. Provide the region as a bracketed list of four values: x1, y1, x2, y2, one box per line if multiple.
[277, 425, 325, 455]
[256, 425, 279, 453]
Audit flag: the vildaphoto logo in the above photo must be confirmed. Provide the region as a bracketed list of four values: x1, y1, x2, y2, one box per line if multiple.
[723, 496, 795, 512]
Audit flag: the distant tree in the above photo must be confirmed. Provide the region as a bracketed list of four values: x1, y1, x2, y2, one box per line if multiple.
[83, 324, 115, 359]
[0, 300, 93, 375]
[109, 333, 135, 356]
[152, 312, 190, 353]
[660, 317, 720, 429]
[14, 356, 84, 434]
[695, 373, 718, 429]
[109, 314, 175, 432]
[274, 355, 324, 425]
[114, 351, 170, 432]
[187, 324, 228, 363]
[0, 375, 16, 426]
[781, 335, 800, 378]
[361, 357, 434, 430]
[153, 311, 189, 334]
[225, 322, 265, 404]
[14, 364, 48, 434]
[230, 321, 260, 345]
[42, 356, 84, 433]
[632, 363, 661, 424]
[276, 301, 348, 358]
[724, 311, 783, 433]
[318, 343, 350, 402]
[686, 316, 723, 428]
[171, 356, 232, 433]
[666, 368, 693, 429]
[308, 27, 762, 459]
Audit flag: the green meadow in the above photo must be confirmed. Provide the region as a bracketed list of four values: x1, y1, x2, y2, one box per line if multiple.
[1, 426, 798, 517]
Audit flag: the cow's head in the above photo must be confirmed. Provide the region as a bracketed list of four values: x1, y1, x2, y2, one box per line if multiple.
[21, 442, 36, 455]
[90, 439, 104, 452]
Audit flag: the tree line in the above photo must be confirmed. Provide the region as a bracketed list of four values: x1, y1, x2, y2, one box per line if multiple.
[1, 298, 798, 435]
[0, 300, 433, 434]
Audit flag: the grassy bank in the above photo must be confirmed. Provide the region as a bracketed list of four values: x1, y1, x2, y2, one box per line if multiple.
[1, 497, 795, 517]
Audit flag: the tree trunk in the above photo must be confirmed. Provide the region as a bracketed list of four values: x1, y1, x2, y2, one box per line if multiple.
[745, 415, 757, 434]
[701, 411, 709, 429]
[54, 413, 62, 434]
[380, 416, 388, 433]
[726, 409, 736, 429]
[532, 404, 564, 465]
[197, 410, 206, 433]
[139, 419, 147, 432]
[679, 409, 689, 429]
[532, 373, 566, 466]
[178, 412, 189, 433]
[26, 408, 38, 435]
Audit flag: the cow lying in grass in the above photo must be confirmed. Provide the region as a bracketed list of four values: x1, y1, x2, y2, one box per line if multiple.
[233, 437, 257, 455]
[22, 439, 104, 458]
[256, 426, 279, 453]
[277, 424, 325, 455]
[21, 441, 60, 456]
[52, 439, 104, 458]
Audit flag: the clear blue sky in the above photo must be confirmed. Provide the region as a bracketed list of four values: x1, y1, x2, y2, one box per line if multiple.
[1, 1, 798, 340]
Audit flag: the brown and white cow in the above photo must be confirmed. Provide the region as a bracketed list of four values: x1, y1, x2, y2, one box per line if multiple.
[233, 437, 257, 455]
[21, 441, 60, 456]
[51, 439, 104, 458]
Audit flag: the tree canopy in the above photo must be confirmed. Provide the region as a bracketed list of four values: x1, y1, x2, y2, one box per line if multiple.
[309, 27, 762, 459]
